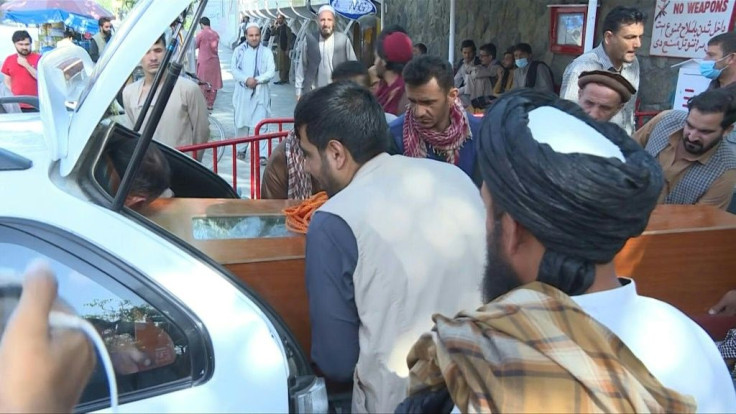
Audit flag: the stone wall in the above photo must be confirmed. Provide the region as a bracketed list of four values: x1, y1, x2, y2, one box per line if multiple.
[385, 0, 688, 111]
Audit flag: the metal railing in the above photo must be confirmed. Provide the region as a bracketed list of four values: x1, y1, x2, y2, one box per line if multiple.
[176, 117, 294, 199]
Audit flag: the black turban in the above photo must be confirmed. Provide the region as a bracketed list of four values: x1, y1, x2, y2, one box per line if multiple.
[476, 89, 663, 295]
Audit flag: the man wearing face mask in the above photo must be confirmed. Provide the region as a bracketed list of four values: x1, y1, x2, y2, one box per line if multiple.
[510, 43, 554, 93]
[634, 88, 736, 209]
[559, 6, 645, 135]
[703, 32, 736, 90]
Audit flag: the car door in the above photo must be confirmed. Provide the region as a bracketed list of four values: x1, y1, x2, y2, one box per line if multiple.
[0, 218, 211, 412]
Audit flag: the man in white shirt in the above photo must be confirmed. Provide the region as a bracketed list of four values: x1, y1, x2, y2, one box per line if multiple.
[294, 5, 357, 100]
[231, 22, 276, 160]
[399, 89, 736, 412]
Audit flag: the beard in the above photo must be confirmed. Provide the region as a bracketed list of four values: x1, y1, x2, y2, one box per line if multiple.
[482, 219, 524, 303]
[15, 48, 29, 56]
[682, 133, 723, 155]
[320, 26, 333, 38]
[317, 155, 343, 197]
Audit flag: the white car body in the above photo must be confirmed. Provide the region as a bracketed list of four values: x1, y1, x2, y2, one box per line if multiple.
[0, 1, 323, 412]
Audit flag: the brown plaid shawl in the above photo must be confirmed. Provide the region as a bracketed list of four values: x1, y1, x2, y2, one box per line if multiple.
[284, 130, 313, 200]
[405, 282, 696, 413]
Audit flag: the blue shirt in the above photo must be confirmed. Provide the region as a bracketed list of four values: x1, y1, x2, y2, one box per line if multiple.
[305, 211, 360, 382]
[389, 112, 482, 185]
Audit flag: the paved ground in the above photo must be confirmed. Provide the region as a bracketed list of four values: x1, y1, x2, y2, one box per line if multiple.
[201, 41, 296, 198]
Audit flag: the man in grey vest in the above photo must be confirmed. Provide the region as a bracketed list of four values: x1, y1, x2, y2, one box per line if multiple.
[294, 5, 357, 100]
[89, 17, 112, 63]
[634, 88, 736, 209]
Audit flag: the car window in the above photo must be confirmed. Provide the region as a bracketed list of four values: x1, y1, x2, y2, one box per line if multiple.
[0, 242, 193, 408]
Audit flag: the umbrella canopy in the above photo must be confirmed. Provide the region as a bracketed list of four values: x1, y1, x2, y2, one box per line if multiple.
[0, 0, 113, 34]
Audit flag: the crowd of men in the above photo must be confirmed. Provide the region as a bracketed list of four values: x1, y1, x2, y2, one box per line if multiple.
[4, 4, 736, 413]
[261, 4, 736, 413]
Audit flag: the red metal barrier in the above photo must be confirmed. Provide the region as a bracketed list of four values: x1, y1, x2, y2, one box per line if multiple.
[177, 130, 289, 198]
[251, 118, 295, 198]
[634, 98, 661, 130]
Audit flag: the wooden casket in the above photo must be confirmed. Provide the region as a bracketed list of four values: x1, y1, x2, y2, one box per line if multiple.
[144, 200, 736, 355]
[142, 198, 312, 354]
[614, 205, 736, 339]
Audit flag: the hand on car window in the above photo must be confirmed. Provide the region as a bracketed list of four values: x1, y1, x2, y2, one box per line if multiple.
[0, 261, 96, 413]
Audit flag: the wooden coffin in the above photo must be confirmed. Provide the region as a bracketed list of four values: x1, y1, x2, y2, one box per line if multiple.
[141, 198, 312, 354]
[614, 204, 736, 339]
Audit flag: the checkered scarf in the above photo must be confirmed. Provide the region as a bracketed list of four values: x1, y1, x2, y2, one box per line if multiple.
[719, 328, 736, 360]
[402, 99, 471, 165]
[284, 130, 313, 200]
[406, 282, 697, 413]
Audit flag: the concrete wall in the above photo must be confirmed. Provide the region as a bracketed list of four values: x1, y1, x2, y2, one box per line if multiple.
[385, 0, 688, 111]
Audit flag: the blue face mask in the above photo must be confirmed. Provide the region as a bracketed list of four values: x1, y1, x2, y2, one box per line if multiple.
[515, 58, 529, 68]
[699, 59, 723, 79]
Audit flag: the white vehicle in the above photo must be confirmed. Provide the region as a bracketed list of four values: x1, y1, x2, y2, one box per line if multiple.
[0, 0, 326, 412]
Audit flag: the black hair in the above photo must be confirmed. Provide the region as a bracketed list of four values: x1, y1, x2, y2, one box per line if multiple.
[376, 24, 409, 74]
[98, 17, 111, 27]
[332, 60, 370, 88]
[403, 55, 454, 92]
[154, 34, 166, 48]
[514, 43, 532, 55]
[602, 6, 645, 35]
[294, 81, 390, 164]
[688, 87, 736, 129]
[479, 43, 497, 59]
[63, 28, 74, 39]
[200, 17, 211, 26]
[414, 42, 427, 54]
[105, 138, 170, 201]
[460, 39, 476, 53]
[11, 30, 31, 44]
[709, 32, 736, 56]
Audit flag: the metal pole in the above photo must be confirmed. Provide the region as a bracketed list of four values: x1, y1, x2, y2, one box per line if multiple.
[448, 0, 455, 64]
[584, 0, 597, 52]
[380, 0, 384, 30]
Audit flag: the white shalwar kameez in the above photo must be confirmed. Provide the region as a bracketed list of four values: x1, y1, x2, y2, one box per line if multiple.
[231, 42, 276, 156]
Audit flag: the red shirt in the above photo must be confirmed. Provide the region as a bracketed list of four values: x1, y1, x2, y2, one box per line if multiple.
[1, 53, 41, 108]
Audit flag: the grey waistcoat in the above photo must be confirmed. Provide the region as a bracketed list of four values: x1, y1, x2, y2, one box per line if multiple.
[303, 31, 351, 92]
[644, 110, 736, 204]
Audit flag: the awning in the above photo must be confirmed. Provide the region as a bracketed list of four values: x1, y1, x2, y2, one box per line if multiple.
[2, 9, 101, 33]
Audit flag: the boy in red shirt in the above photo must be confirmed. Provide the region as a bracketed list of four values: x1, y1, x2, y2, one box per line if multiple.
[1, 30, 41, 112]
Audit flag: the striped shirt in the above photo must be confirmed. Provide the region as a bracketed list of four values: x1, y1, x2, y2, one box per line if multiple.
[559, 43, 640, 135]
